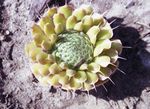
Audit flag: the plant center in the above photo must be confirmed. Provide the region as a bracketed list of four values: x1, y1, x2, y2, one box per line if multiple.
[52, 31, 93, 69]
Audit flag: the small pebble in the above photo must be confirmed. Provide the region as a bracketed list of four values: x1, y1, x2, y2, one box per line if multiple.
[0, 35, 5, 41]
[5, 30, 10, 35]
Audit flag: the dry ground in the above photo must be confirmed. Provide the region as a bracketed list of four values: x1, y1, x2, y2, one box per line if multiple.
[0, 0, 150, 109]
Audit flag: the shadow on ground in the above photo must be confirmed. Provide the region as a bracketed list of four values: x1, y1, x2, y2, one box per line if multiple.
[88, 17, 150, 100]
[29, 0, 150, 101]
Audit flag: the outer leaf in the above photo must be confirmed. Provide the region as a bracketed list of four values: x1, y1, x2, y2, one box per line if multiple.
[94, 56, 111, 67]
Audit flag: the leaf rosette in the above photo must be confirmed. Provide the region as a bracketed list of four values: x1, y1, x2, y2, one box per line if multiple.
[25, 4, 123, 91]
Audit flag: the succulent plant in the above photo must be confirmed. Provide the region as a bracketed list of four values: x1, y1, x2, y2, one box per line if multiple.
[25, 4, 123, 91]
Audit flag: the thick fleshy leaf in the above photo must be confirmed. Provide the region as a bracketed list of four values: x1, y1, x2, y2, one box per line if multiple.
[80, 4, 93, 15]
[73, 8, 86, 21]
[38, 16, 52, 29]
[33, 33, 48, 47]
[74, 71, 87, 83]
[47, 74, 60, 86]
[31, 63, 40, 76]
[83, 82, 93, 91]
[97, 29, 113, 40]
[99, 67, 112, 80]
[87, 26, 100, 45]
[31, 63, 50, 76]
[37, 76, 49, 86]
[70, 78, 82, 90]
[108, 62, 119, 73]
[58, 5, 73, 18]
[95, 56, 111, 67]
[33, 34, 43, 46]
[79, 63, 88, 70]
[28, 46, 41, 61]
[88, 62, 100, 73]
[82, 15, 93, 32]
[97, 23, 113, 39]
[66, 69, 76, 77]
[49, 63, 62, 74]
[55, 23, 65, 34]
[26, 42, 50, 63]
[59, 76, 69, 85]
[86, 72, 99, 84]
[92, 13, 104, 25]
[59, 62, 67, 69]
[38, 64, 50, 76]
[47, 54, 55, 63]
[45, 7, 57, 18]
[74, 22, 83, 31]
[48, 34, 58, 44]
[31, 24, 45, 36]
[25, 42, 35, 56]
[58, 71, 69, 85]
[53, 13, 66, 26]
[102, 49, 118, 63]
[61, 85, 70, 91]
[111, 39, 122, 54]
[44, 23, 55, 36]
[41, 40, 52, 51]
[94, 39, 111, 57]
[36, 52, 48, 64]
[66, 15, 77, 30]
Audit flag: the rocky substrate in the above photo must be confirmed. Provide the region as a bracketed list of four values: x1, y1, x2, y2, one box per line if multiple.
[0, 0, 150, 109]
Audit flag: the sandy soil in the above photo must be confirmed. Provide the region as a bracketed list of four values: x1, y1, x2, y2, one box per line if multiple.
[0, 0, 150, 109]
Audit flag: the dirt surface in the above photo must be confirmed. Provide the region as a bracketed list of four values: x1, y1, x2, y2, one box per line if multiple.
[0, 0, 150, 109]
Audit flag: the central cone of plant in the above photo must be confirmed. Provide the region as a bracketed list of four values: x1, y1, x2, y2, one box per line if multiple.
[52, 31, 93, 69]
